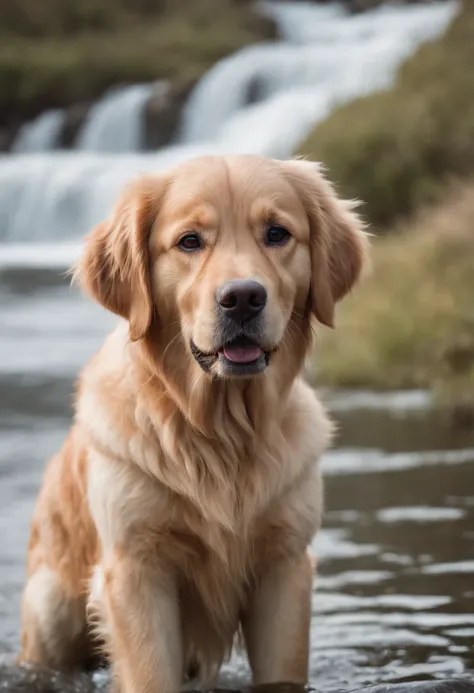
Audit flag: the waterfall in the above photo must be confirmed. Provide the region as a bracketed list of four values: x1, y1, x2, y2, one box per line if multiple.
[76, 84, 152, 153]
[0, 0, 459, 264]
[11, 110, 65, 154]
[179, 1, 459, 155]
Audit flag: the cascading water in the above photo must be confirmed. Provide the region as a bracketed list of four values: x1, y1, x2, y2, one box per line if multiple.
[0, 1, 459, 267]
[76, 83, 152, 152]
[180, 1, 459, 156]
[11, 109, 65, 154]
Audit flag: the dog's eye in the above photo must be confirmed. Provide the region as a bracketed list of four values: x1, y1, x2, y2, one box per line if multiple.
[178, 233, 203, 252]
[265, 225, 290, 247]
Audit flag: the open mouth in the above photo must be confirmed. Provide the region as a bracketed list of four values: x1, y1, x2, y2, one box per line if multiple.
[191, 335, 270, 376]
[220, 335, 263, 364]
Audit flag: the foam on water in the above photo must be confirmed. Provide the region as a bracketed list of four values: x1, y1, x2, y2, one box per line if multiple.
[0, 242, 83, 270]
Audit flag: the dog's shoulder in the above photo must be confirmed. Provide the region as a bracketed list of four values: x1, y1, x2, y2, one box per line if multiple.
[282, 377, 334, 465]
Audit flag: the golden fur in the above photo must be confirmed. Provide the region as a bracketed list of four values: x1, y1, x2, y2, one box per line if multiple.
[19, 155, 367, 692]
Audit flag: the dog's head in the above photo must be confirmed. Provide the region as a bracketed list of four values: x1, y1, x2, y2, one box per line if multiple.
[77, 155, 367, 381]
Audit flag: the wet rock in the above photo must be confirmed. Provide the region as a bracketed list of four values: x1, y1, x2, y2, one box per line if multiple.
[143, 79, 196, 150]
[0, 127, 15, 153]
[2, 125, 17, 153]
[0, 662, 473, 693]
[347, 682, 474, 692]
[348, 0, 449, 13]
[309, 0, 451, 11]
[61, 102, 91, 149]
[6, 77, 195, 153]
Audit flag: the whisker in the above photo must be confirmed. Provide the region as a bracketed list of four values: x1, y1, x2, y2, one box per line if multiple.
[288, 317, 305, 343]
[291, 308, 306, 320]
[162, 330, 184, 363]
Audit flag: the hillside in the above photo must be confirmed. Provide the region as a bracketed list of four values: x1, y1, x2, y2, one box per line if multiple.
[0, 0, 275, 130]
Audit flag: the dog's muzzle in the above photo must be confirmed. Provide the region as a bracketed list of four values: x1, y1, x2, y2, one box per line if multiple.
[190, 279, 273, 377]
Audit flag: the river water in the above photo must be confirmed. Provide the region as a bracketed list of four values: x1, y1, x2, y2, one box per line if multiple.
[0, 264, 473, 692]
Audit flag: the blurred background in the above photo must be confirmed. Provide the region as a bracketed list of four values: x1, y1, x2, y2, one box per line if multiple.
[0, 1, 473, 691]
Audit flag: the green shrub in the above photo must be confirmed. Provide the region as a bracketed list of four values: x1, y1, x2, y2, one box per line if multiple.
[298, 1, 474, 228]
[312, 180, 474, 412]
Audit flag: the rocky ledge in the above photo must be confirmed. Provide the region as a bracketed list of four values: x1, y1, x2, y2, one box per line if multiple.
[311, 0, 451, 12]
[1, 663, 473, 693]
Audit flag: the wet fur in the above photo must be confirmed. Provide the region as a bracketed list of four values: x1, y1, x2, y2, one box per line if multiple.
[19, 155, 367, 692]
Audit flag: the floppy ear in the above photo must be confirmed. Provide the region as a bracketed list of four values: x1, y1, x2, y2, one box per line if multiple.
[284, 159, 369, 328]
[75, 174, 169, 341]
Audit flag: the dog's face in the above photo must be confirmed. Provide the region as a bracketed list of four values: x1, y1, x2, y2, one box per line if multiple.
[149, 157, 318, 378]
[78, 155, 367, 380]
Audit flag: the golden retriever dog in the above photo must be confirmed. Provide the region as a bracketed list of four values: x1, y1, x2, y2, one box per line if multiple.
[19, 155, 367, 692]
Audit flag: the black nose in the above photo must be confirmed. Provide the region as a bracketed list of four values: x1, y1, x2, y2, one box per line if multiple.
[216, 279, 267, 324]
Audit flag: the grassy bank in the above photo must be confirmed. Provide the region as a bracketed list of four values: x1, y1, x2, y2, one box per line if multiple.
[313, 181, 474, 413]
[0, 0, 275, 127]
[298, 0, 474, 228]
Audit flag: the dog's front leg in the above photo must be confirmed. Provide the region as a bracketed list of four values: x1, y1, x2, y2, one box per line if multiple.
[88, 455, 182, 693]
[243, 550, 313, 685]
[100, 551, 182, 693]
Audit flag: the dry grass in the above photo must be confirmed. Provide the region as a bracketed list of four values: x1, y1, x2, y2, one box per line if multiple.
[312, 181, 474, 411]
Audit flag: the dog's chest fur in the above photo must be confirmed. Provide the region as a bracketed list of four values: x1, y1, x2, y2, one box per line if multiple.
[81, 339, 330, 678]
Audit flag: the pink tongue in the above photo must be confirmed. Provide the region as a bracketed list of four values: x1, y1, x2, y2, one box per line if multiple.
[223, 345, 262, 364]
